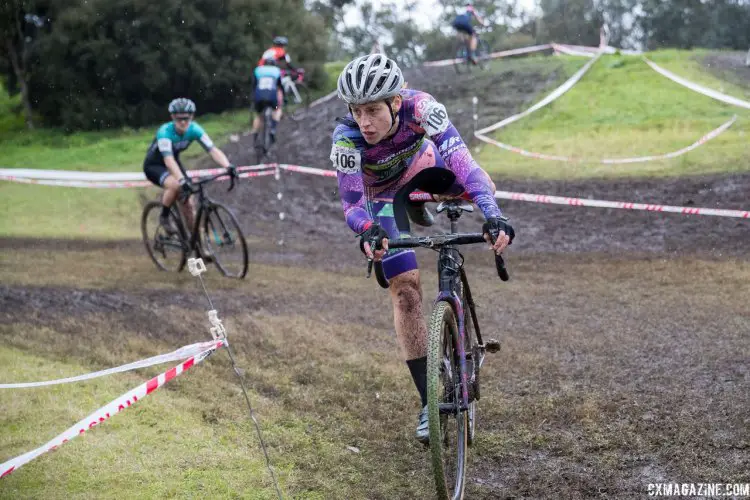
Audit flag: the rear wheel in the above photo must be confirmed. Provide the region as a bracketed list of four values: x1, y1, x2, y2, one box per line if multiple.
[454, 38, 470, 74]
[427, 300, 468, 500]
[141, 201, 187, 272]
[201, 203, 248, 279]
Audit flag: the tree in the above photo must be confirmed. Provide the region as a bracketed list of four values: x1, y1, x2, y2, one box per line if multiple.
[2, 0, 329, 131]
[0, 0, 56, 129]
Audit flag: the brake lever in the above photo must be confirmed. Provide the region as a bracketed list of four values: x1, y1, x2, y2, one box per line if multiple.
[228, 172, 236, 192]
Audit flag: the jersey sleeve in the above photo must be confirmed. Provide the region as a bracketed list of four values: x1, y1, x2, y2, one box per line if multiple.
[189, 123, 215, 152]
[156, 124, 174, 157]
[412, 92, 502, 220]
[331, 124, 370, 234]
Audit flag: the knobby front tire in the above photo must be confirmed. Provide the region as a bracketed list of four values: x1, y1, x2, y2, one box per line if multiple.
[427, 300, 468, 500]
[201, 203, 248, 279]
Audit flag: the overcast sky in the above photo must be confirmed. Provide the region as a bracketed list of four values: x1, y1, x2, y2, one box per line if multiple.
[343, 0, 539, 30]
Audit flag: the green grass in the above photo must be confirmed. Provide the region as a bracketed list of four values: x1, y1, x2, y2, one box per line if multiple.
[477, 51, 750, 179]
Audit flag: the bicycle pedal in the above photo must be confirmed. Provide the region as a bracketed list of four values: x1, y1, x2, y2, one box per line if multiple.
[485, 339, 501, 353]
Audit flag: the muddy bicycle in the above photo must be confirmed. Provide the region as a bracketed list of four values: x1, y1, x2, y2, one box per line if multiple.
[364, 169, 508, 499]
[282, 68, 312, 121]
[454, 29, 490, 74]
[141, 169, 248, 278]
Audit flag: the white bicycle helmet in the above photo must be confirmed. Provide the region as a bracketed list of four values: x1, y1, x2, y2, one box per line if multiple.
[337, 54, 405, 105]
[168, 98, 196, 114]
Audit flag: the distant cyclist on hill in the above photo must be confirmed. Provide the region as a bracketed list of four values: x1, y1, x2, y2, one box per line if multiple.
[250, 57, 284, 146]
[452, 2, 487, 64]
[143, 98, 236, 232]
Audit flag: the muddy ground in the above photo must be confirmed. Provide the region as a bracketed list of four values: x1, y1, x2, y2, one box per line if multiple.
[2, 54, 749, 498]
[702, 51, 750, 92]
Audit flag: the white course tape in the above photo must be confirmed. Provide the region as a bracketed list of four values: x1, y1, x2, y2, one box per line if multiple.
[495, 190, 750, 219]
[423, 44, 552, 68]
[475, 115, 737, 163]
[552, 43, 596, 58]
[0, 340, 225, 478]
[475, 51, 603, 136]
[643, 57, 750, 110]
[0, 340, 222, 389]
[308, 90, 339, 109]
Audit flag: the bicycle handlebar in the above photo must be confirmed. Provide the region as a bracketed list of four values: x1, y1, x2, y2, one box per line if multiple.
[365, 232, 510, 282]
[190, 169, 237, 192]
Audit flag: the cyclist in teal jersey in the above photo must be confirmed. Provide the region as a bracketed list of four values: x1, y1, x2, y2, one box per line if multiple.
[143, 98, 236, 231]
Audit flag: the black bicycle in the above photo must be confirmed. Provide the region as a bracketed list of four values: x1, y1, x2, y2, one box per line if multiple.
[364, 169, 507, 499]
[141, 169, 248, 278]
[454, 29, 490, 74]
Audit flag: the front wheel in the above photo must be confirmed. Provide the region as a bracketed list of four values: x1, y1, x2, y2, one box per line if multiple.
[141, 201, 187, 272]
[201, 203, 248, 278]
[476, 39, 491, 70]
[427, 301, 468, 500]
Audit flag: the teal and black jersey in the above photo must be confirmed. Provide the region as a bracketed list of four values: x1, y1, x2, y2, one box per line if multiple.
[144, 121, 215, 166]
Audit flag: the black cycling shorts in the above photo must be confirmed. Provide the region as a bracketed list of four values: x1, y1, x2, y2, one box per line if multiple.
[453, 18, 474, 35]
[144, 160, 183, 187]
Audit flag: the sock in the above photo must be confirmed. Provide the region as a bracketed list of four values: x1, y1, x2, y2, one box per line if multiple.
[271, 119, 278, 133]
[406, 357, 428, 407]
[161, 205, 170, 218]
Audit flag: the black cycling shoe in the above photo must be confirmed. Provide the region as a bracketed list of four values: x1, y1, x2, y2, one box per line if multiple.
[159, 213, 178, 235]
[406, 202, 434, 227]
[416, 405, 429, 444]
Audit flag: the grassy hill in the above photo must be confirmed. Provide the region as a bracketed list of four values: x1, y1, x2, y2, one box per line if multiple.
[477, 50, 750, 179]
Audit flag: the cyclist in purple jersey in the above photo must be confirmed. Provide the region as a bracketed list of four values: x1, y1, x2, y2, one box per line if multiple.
[331, 54, 515, 443]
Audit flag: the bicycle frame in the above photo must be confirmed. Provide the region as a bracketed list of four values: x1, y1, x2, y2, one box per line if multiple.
[434, 211, 487, 411]
[176, 173, 231, 254]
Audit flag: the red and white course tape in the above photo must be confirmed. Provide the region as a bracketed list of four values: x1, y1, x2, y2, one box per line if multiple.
[0, 339, 225, 478]
[0, 165, 278, 188]
[272, 164, 749, 219]
[495, 191, 750, 219]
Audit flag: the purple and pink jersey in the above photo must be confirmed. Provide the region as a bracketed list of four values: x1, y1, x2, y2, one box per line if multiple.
[330, 89, 502, 235]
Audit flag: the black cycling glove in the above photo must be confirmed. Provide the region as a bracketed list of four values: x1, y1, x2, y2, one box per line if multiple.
[359, 223, 389, 255]
[178, 177, 193, 200]
[482, 216, 515, 244]
[227, 164, 237, 178]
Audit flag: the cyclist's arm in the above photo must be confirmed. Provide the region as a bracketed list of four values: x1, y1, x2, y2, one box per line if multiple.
[472, 11, 486, 25]
[156, 136, 186, 181]
[414, 95, 502, 219]
[164, 155, 185, 181]
[283, 53, 296, 71]
[209, 147, 231, 168]
[331, 131, 371, 233]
